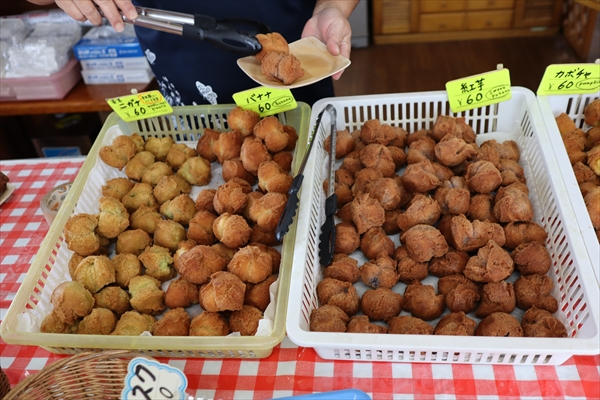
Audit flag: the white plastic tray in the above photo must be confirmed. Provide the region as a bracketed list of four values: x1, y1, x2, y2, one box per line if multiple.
[286, 88, 600, 365]
[536, 92, 600, 285]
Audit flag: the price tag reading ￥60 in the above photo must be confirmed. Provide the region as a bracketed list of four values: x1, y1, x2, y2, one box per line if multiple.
[537, 63, 600, 96]
[445, 68, 512, 113]
[107, 90, 173, 122]
[232, 86, 297, 117]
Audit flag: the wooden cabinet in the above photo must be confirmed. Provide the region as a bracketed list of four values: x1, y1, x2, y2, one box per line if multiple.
[373, 0, 563, 44]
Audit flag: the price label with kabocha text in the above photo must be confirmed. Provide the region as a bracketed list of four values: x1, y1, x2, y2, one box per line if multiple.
[233, 87, 297, 117]
[446, 68, 512, 113]
[537, 63, 600, 95]
[107, 90, 173, 122]
[121, 358, 187, 400]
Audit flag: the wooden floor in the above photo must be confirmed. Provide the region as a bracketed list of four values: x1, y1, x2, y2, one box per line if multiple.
[333, 34, 582, 97]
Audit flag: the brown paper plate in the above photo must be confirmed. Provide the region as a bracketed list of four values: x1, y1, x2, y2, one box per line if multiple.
[237, 36, 351, 89]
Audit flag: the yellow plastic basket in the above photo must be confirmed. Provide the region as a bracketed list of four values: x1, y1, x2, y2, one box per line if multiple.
[0, 103, 311, 358]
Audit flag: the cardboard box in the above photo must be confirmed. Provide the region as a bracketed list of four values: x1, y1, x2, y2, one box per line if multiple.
[79, 57, 150, 70]
[81, 68, 154, 84]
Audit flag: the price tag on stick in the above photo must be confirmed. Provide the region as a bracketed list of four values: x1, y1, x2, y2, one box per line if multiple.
[232, 87, 297, 117]
[537, 62, 600, 95]
[445, 66, 512, 113]
[107, 90, 173, 122]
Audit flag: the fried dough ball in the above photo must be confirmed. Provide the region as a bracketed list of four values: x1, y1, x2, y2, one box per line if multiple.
[122, 182, 158, 212]
[360, 287, 403, 321]
[514, 274, 558, 313]
[99, 135, 138, 170]
[573, 162, 600, 185]
[178, 156, 212, 186]
[248, 192, 287, 231]
[222, 158, 257, 185]
[334, 222, 360, 254]
[383, 210, 401, 235]
[283, 124, 299, 152]
[261, 51, 305, 85]
[352, 168, 383, 196]
[393, 246, 428, 283]
[340, 151, 363, 176]
[138, 245, 175, 282]
[196, 128, 220, 162]
[102, 177, 135, 201]
[497, 158, 525, 186]
[271, 151, 294, 174]
[160, 194, 196, 225]
[40, 310, 73, 334]
[434, 312, 476, 336]
[213, 213, 252, 249]
[481, 139, 520, 162]
[213, 130, 243, 164]
[129, 205, 162, 235]
[51, 281, 95, 324]
[359, 144, 396, 177]
[324, 129, 355, 159]
[403, 280, 445, 321]
[255, 32, 289, 61]
[250, 224, 280, 246]
[128, 275, 165, 315]
[511, 241, 551, 275]
[178, 245, 229, 285]
[129, 133, 145, 152]
[350, 193, 385, 235]
[257, 160, 292, 194]
[407, 136, 436, 164]
[93, 286, 131, 315]
[586, 127, 600, 151]
[64, 213, 100, 256]
[111, 310, 155, 335]
[193, 189, 216, 215]
[504, 221, 548, 250]
[400, 224, 448, 262]
[68, 253, 84, 280]
[153, 219, 186, 252]
[388, 145, 407, 171]
[316, 277, 359, 316]
[74, 255, 116, 294]
[227, 106, 261, 136]
[228, 245, 273, 284]
[347, 315, 387, 334]
[96, 196, 129, 239]
[112, 253, 142, 288]
[323, 255, 360, 283]
[166, 143, 196, 171]
[125, 151, 155, 181]
[476, 312, 523, 337]
[402, 160, 442, 193]
[187, 210, 217, 245]
[438, 274, 480, 314]
[199, 271, 246, 312]
[153, 174, 192, 205]
[450, 214, 505, 252]
[154, 308, 190, 336]
[475, 281, 516, 318]
[309, 304, 349, 332]
[366, 177, 403, 211]
[555, 112, 576, 135]
[564, 130, 587, 165]
[465, 160, 502, 194]
[145, 136, 174, 162]
[140, 161, 174, 186]
[76, 308, 117, 335]
[387, 315, 433, 335]
[240, 136, 272, 175]
[467, 194, 498, 223]
[359, 119, 398, 146]
[359, 254, 398, 289]
[361, 226, 394, 259]
[434, 134, 477, 167]
[493, 186, 533, 223]
[584, 99, 600, 127]
[429, 248, 469, 277]
[521, 306, 568, 338]
[472, 142, 500, 167]
[584, 186, 600, 229]
[463, 240, 513, 283]
[229, 305, 263, 336]
[253, 116, 289, 153]
[245, 274, 277, 312]
[397, 194, 441, 232]
[189, 311, 230, 336]
[434, 179, 470, 216]
[432, 115, 476, 143]
[164, 278, 198, 309]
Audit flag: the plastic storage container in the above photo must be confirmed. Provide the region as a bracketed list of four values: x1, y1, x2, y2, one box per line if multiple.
[0, 58, 81, 101]
[286, 88, 599, 365]
[0, 103, 311, 358]
[536, 92, 600, 285]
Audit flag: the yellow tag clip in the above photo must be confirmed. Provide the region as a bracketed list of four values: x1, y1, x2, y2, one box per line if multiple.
[232, 87, 297, 117]
[537, 62, 600, 96]
[107, 90, 173, 122]
[446, 66, 512, 113]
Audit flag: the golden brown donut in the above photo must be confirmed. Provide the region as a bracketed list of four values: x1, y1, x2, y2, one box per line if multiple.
[393, 245, 428, 284]
[160, 194, 196, 226]
[255, 32, 289, 61]
[359, 143, 396, 177]
[438, 274, 480, 314]
[40, 310, 74, 334]
[213, 212, 252, 249]
[397, 194, 441, 232]
[257, 160, 292, 194]
[145, 136, 174, 162]
[93, 286, 131, 315]
[359, 254, 399, 289]
[316, 277, 359, 316]
[463, 240, 514, 283]
[387, 315, 433, 335]
[245, 274, 277, 312]
[334, 222, 360, 255]
[118, 228, 155, 256]
[323, 255, 360, 283]
[222, 158, 257, 185]
[166, 143, 196, 171]
[514, 274, 558, 313]
[196, 128, 220, 162]
[475, 281, 516, 319]
[199, 271, 246, 312]
[153, 219, 187, 252]
[434, 134, 477, 167]
[248, 192, 287, 231]
[128, 275, 165, 315]
[187, 210, 218, 245]
[99, 135, 138, 170]
[125, 151, 155, 181]
[227, 106, 261, 136]
[213, 180, 249, 215]
[402, 160, 442, 193]
[129, 204, 163, 235]
[400, 224, 448, 263]
[240, 136, 272, 175]
[165, 277, 199, 309]
[189, 311, 230, 336]
[511, 241, 551, 275]
[51, 281, 95, 325]
[140, 161, 174, 186]
[64, 213, 100, 256]
[476, 312, 523, 337]
[76, 307, 117, 335]
[227, 245, 273, 284]
[434, 311, 476, 336]
[178, 245, 229, 285]
[213, 130, 244, 164]
[153, 308, 190, 336]
[153, 174, 192, 205]
[260, 52, 305, 85]
[347, 315, 387, 334]
[74, 255, 116, 294]
[138, 245, 175, 282]
[403, 280, 445, 321]
[111, 310, 156, 336]
[360, 226, 395, 260]
[229, 305, 263, 336]
[521, 306, 568, 338]
[97, 196, 129, 239]
[102, 177, 135, 202]
[112, 253, 142, 288]
[177, 156, 212, 186]
[465, 160, 502, 194]
[122, 182, 158, 212]
[360, 287, 403, 321]
[309, 304, 348, 332]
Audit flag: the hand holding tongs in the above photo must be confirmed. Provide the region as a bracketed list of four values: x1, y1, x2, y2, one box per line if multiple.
[318, 105, 337, 266]
[97, 5, 269, 56]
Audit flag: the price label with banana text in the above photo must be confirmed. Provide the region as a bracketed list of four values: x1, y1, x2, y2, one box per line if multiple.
[537, 63, 600, 95]
[233, 87, 297, 117]
[107, 90, 173, 122]
[446, 68, 512, 113]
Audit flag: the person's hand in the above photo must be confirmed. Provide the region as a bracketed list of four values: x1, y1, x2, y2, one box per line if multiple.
[302, 0, 357, 80]
[55, 0, 138, 32]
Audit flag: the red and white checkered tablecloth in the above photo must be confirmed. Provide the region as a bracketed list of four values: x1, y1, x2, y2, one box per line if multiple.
[1, 158, 599, 400]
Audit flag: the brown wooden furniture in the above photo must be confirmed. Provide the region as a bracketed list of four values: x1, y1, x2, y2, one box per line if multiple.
[373, 0, 564, 44]
[562, 0, 600, 60]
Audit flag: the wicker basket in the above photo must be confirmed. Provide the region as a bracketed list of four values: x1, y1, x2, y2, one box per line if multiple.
[2, 351, 148, 400]
[0, 368, 10, 400]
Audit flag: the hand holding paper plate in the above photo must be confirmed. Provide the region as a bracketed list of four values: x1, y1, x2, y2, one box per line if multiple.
[237, 36, 351, 90]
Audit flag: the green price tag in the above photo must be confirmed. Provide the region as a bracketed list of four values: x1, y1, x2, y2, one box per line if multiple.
[232, 87, 297, 117]
[445, 68, 512, 113]
[537, 63, 600, 95]
[107, 90, 173, 122]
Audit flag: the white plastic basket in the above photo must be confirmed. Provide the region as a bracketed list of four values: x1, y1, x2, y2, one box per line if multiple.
[536, 92, 600, 285]
[286, 87, 600, 365]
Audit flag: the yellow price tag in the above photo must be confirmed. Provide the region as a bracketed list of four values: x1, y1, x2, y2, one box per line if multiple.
[537, 63, 600, 95]
[107, 90, 173, 122]
[232, 87, 297, 117]
[445, 68, 512, 113]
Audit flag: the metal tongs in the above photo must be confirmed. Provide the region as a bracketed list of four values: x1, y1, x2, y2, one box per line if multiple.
[318, 105, 337, 266]
[98, 5, 269, 56]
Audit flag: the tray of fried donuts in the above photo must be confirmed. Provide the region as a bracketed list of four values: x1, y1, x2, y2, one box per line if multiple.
[1, 102, 311, 357]
[286, 88, 600, 364]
